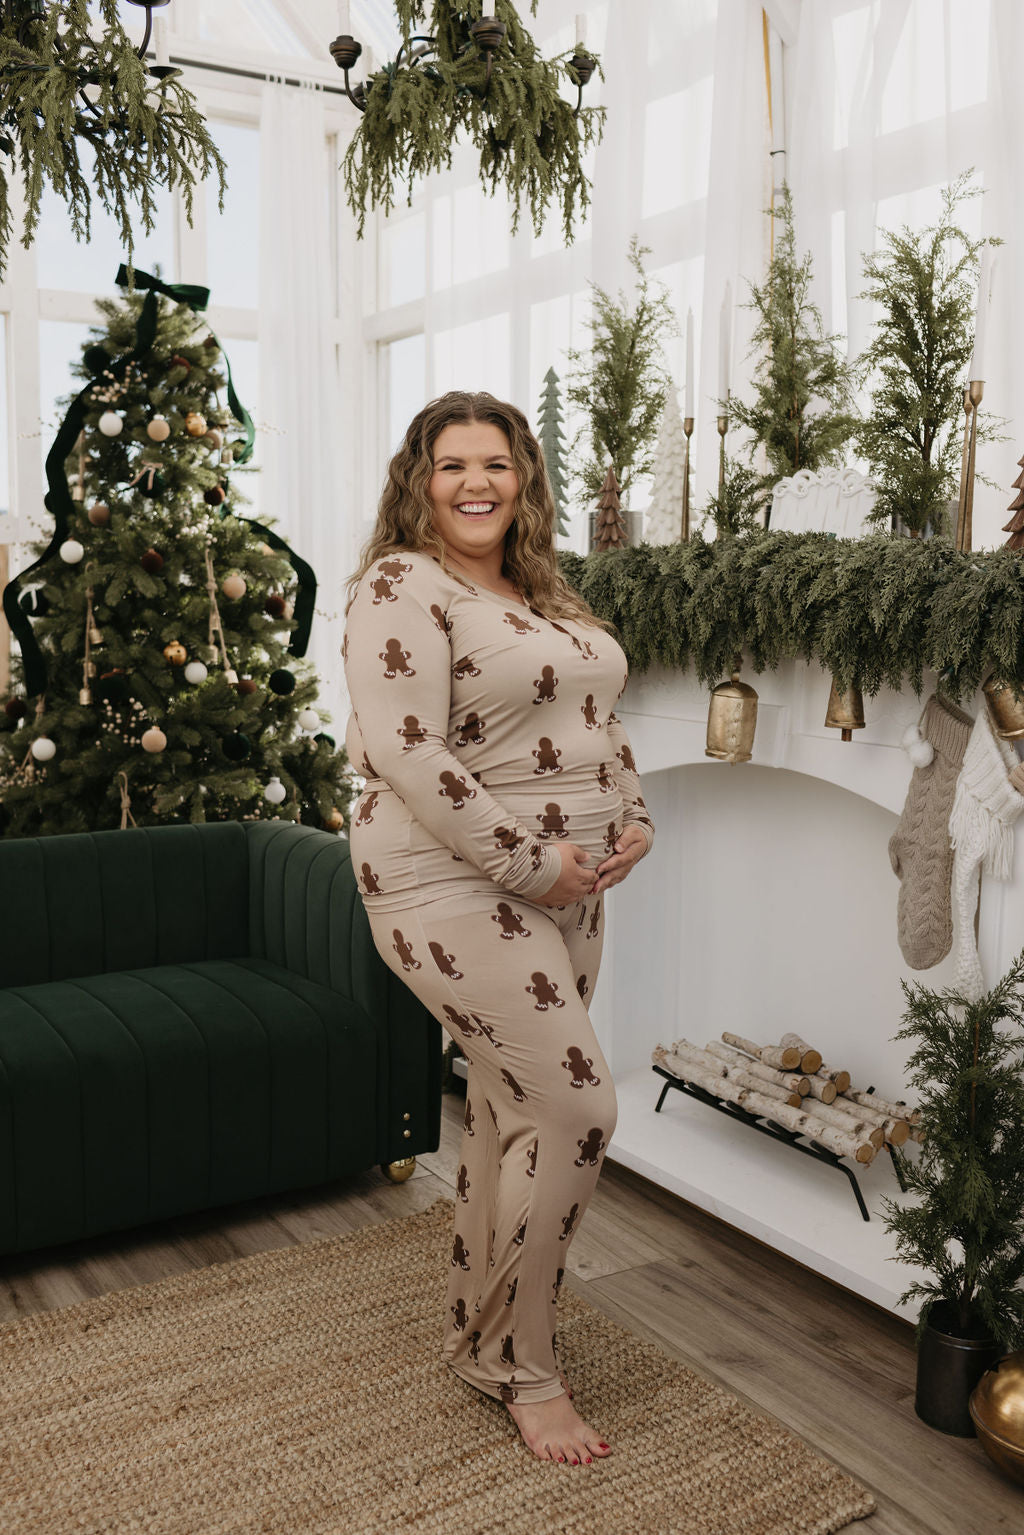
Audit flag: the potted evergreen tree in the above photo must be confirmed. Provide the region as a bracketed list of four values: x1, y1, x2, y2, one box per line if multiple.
[883, 949, 1024, 1435]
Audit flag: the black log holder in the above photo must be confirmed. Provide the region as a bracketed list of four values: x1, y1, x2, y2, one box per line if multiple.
[652, 1063, 908, 1223]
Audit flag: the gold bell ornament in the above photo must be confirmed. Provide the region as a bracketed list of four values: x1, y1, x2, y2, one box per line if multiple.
[970, 1350, 1024, 1486]
[705, 660, 758, 764]
[982, 675, 1024, 739]
[824, 677, 865, 742]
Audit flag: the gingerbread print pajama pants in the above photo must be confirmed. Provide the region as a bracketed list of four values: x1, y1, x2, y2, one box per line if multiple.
[363, 879, 615, 1405]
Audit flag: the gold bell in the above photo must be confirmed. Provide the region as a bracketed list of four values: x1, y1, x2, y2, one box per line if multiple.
[983, 675, 1024, 739]
[79, 687, 93, 705]
[824, 677, 865, 742]
[705, 663, 758, 764]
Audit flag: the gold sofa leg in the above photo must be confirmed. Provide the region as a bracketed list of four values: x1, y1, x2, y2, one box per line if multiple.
[381, 1157, 416, 1183]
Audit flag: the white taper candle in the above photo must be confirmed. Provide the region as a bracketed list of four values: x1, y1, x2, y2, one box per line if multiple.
[339, 0, 352, 34]
[718, 283, 732, 404]
[575, 13, 587, 48]
[684, 307, 694, 418]
[971, 244, 993, 382]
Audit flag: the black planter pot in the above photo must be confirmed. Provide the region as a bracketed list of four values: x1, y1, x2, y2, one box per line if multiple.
[915, 1301, 1003, 1437]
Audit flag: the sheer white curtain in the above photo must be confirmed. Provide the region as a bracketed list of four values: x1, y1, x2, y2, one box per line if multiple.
[259, 78, 348, 730]
[786, 0, 1020, 548]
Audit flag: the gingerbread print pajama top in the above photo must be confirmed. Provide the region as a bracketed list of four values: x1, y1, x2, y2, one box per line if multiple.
[343, 548, 655, 1405]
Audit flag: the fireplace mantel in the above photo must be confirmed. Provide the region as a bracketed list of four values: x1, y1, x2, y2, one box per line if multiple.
[595, 657, 1024, 1318]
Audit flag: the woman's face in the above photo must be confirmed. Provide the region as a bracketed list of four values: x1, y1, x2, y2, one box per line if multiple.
[428, 420, 519, 563]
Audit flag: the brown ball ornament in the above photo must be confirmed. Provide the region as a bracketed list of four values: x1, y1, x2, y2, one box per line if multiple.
[324, 808, 345, 832]
[146, 415, 171, 442]
[204, 428, 223, 451]
[140, 548, 164, 574]
[87, 501, 111, 526]
[221, 573, 247, 600]
[163, 642, 187, 666]
[236, 677, 258, 695]
[204, 484, 226, 506]
[185, 411, 208, 437]
[4, 696, 28, 720]
[264, 593, 287, 618]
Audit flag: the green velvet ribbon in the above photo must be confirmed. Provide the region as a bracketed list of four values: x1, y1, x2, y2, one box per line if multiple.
[2, 265, 316, 700]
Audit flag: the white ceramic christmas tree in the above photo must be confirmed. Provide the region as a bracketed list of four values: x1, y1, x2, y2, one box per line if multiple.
[645, 392, 688, 545]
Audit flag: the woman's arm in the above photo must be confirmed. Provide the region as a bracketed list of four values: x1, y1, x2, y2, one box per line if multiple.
[605, 710, 655, 857]
[344, 556, 561, 899]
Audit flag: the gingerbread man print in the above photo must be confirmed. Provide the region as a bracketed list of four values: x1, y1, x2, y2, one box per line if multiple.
[380, 638, 415, 678]
[452, 654, 481, 679]
[525, 971, 565, 1010]
[492, 901, 532, 940]
[438, 769, 475, 807]
[391, 929, 420, 970]
[537, 803, 569, 838]
[533, 663, 558, 703]
[355, 791, 379, 825]
[398, 715, 427, 748]
[429, 941, 463, 979]
[359, 862, 382, 895]
[531, 737, 563, 774]
[575, 1128, 606, 1167]
[562, 1046, 601, 1088]
[456, 1164, 470, 1202]
[451, 1298, 468, 1332]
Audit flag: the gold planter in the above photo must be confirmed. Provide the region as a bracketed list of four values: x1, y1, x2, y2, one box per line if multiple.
[970, 1350, 1024, 1485]
[705, 666, 758, 764]
[824, 678, 865, 742]
[982, 675, 1024, 739]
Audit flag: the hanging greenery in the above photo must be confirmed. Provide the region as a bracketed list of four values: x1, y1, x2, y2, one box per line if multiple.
[340, 1, 604, 243]
[556, 529, 1024, 701]
[565, 236, 677, 507]
[855, 170, 1004, 537]
[0, 1, 226, 279]
[728, 183, 858, 505]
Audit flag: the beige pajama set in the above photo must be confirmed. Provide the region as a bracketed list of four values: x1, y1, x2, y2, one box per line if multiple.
[343, 548, 655, 1404]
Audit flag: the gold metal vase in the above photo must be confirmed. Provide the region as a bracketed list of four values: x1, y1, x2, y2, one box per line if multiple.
[705, 662, 758, 764]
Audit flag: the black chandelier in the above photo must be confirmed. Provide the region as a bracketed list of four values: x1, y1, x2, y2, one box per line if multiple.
[329, 13, 596, 117]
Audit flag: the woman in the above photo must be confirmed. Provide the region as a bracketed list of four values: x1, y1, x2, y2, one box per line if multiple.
[342, 391, 655, 1466]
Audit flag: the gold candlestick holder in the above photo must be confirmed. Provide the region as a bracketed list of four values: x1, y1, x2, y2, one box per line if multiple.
[681, 416, 694, 542]
[955, 380, 984, 553]
[717, 394, 729, 508]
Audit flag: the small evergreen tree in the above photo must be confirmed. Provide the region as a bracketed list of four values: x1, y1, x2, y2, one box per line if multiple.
[882, 950, 1024, 1348]
[645, 393, 688, 545]
[1003, 453, 1024, 551]
[536, 366, 571, 539]
[855, 171, 1002, 536]
[729, 183, 858, 505]
[566, 236, 677, 508]
[0, 282, 354, 837]
[593, 464, 627, 551]
[700, 457, 763, 540]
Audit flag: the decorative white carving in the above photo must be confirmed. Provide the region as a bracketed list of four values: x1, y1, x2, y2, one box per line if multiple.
[770, 466, 878, 537]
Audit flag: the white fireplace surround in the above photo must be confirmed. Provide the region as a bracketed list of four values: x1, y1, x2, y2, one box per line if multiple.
[595, 658, 1024, 1320]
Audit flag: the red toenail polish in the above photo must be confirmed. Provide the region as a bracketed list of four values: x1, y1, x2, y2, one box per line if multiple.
[585, 1457, 592, 1463]
[599, 1442, 609, 1449]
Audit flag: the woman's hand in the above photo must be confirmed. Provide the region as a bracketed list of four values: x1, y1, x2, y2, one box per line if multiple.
[586, 825, 649, 896]
[534, 842, 599, 907]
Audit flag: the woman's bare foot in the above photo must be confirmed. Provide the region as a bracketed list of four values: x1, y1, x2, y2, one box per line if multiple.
[558, 1368, 573, 1399]
[507, 1391, 611, 1464]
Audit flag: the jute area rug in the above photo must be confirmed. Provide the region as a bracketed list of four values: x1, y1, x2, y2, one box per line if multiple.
[0, 1195, 876, 1535]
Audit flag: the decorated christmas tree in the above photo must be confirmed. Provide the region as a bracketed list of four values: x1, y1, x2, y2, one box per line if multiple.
[0, 270, 354, 839]
[645, 393, 688, 545]
[1002, 453, 1024, 552]
[536, 366, 570, 539]
[593, 464, 627, 552]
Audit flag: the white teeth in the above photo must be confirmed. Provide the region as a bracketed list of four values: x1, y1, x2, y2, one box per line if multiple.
[458, 503, 495, 515]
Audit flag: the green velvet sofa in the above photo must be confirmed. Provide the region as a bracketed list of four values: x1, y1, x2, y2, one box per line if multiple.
[0, 819, 441, 1256]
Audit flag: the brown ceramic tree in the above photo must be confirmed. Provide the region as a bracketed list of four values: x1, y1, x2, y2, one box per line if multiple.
[593, 464, 627, 552]
[1002, 454, 1024, 552]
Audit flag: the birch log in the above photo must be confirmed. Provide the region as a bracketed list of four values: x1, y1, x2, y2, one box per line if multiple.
[830, 1094, 911, 1147]
[804, 1075, 838, 1105]
[778, 1031, 823, 1075]
[815, 1065, 852, 1094]
[705, 1041, 810, 1095]
[739, 1090, 876, 1163]
[845, 1088, 921, 1125]
[722, 1032, 802, 1071]
[798, 1099, 885, 1148]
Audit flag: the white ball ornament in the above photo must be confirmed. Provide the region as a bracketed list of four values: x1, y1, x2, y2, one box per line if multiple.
[297, 708, 321, 733]
[30, 736, 56, 762]
[59, 539, 85, 564]
[221, 573, 247, 600]
[146, 415, 171, 442]
[141, 726, 168, 754]
[901, 723, 934, 768]
[263, 776, 287, 805]
[184, 661, 209, 685]
[98, 410, 124, 437]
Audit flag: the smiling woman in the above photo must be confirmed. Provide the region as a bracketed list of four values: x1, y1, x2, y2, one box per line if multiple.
[427, 420, 521, 595]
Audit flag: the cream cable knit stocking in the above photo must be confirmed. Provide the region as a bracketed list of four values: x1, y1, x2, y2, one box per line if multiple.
[948, 710, 1024, 1001]
[888, 693, 974, 970]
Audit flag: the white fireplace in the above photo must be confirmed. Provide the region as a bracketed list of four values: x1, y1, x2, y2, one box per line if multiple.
[597, 658, 1024, 1319]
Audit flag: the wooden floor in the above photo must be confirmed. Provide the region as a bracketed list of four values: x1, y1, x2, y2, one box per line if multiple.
[2, 1085, 1020, 1534]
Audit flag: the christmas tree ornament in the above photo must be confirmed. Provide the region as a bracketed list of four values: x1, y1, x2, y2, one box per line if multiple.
[185, 411, 208, 437]
[204, 484, 226, 506]
[127, 462, 166, 498]
[705, 661, 758, 764]
[221, 446, 234, 468]
[314, 732, 336, 748]
[88, 627, 103, 647]
[297, 707, 321, 733]
[140, 548, 165, 574]
[824, 678, 865, 742]
[204, 428, 223, 451]
[98, 410, 124, 437]
[222, 731, 252, 762]
[59, 539, 85, 564]
[982, 675, 1024, 740]
[162, 642, 187, 666]
[236, 677, 258, 695]
[170, 354, 192, 374]
[971, 1352, 1024, 1484]
[30, 736, 56, 762]
[901, 721, 935, 768]
[87, 501, 111, 526]
[282, 600, 294, 621]
[223, 667, 239, 686]
[264, 593, 287, 618]
[4, 697, 27, 720]
[206, 644, 220, 666]
[263, 776, 287, 805]
[324, 807, 345, 832]
[184, 661, 208, 685]
[204, 334, 218, 349]
[78, 687, 93, 706]
[146, 415, 171, 443]
[889, 693, 973, 970]
[141, 726, 168, 754]
[269, 668, 296, 695]
[97, 668, 129, 702]
[221, 573, 247, 600]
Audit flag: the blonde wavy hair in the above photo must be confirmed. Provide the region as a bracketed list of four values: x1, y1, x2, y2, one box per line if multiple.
[343, 390, 617, 635]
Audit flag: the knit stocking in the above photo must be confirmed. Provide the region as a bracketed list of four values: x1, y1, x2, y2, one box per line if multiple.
[948, 710, 1024, 1001]
[888, 693, 973, 970]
